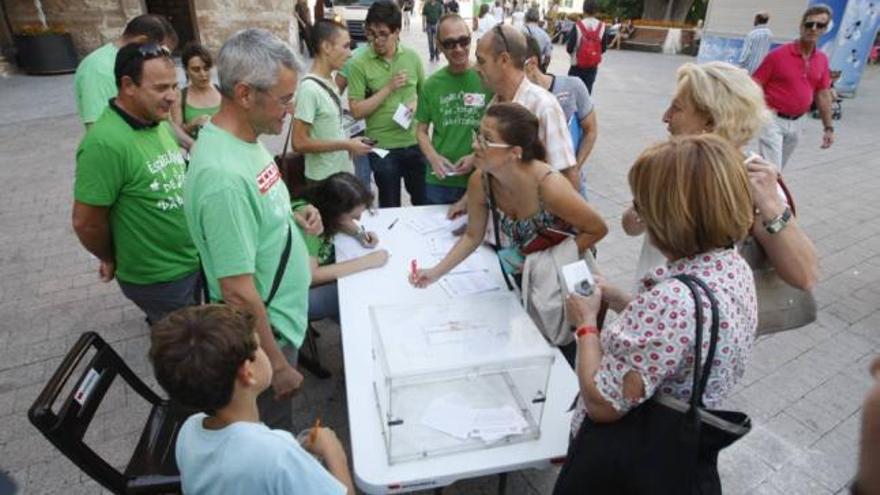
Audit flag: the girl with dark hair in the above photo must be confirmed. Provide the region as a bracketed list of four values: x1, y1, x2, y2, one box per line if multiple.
[410, 102, 606, 286]
[171, 42, 221, 138]
[293, 172, 389, 320]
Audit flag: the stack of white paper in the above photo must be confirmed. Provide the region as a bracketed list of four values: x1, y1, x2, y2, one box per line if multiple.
[427, 236, 457, 255]
[420, 396, 530, 443]
[439, 271, 499, 297]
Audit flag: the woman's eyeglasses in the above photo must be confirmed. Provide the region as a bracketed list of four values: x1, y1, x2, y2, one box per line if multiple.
[439, 35, 471, 50]
[473, 129, 511, 150]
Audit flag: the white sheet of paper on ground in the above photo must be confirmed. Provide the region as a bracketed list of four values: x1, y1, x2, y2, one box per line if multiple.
[371, 147, 390, 159]
[439, 271, 500, 298]
[421, 396, 529, 443]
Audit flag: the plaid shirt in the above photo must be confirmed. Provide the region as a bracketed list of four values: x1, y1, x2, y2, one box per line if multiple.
[492, 77, 576, 172]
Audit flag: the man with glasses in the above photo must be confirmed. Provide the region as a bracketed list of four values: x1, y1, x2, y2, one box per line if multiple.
[474, 24, 577, 186]
[184, 29, 320, 429]
[754, 4, 836, 168]
[348, 0, 427, 207]
[73, 42, 200, 326]
[416, 14, 492, 205]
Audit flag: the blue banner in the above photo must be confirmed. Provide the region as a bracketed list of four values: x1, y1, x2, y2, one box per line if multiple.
[825, 0, 880, 94]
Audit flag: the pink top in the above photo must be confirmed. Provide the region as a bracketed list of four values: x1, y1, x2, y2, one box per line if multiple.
[571, 248, 758, 436]
[753, 42, 831, 117]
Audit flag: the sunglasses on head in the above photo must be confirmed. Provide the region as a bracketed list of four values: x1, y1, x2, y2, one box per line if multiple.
[803, 21, 828, 30]
[440, 35, 471, 50]
[494, 25, 510, 53]
[137, 43, 172, 59]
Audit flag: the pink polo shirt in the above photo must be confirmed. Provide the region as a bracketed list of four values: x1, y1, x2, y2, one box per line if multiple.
[753, 42, 831, 117]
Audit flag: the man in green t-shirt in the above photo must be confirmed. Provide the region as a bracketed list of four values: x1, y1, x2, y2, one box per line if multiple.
[422, 0, 444, 62]
[73, 43, 200, 325]
[74, 14, 177, 127]
[348, 0, 427, 207]
[184, 29, 323, 430]
[293, 20, 373, 181]
[416, 14, 492, 205]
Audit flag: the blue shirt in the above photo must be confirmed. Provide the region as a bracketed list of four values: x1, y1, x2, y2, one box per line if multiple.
[738, 25, 773, 74]
[175, 413, 346, 495]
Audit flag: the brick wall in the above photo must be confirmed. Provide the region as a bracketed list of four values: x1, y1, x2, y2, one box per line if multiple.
[192, 0, 297, 54]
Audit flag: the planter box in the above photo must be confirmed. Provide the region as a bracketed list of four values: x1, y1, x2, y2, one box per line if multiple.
[14, 33, 78, 75]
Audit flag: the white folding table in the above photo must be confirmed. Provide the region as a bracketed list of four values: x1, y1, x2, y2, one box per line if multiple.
[336, 205, 578, 494]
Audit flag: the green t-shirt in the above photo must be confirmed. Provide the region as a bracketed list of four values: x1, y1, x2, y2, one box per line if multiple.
[422, 0, 443, 24]
[184, 123, 312, 348]
[74, 103, 199, 284]
[294, 76, 353, 180]
[347, 45, 425, 149]
[291, 199, 335, 265]
[415, 67, 492, 188]
[339, 45, 368, 81]
[74, 43, 119, 125]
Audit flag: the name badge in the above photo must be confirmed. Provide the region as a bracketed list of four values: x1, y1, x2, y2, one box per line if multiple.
[463, 93, 485, 107]
[256, 162, 281, 194]
[393, 102, 414, 129]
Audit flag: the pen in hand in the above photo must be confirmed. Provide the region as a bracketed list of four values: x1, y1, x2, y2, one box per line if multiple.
[307, 417, 321, 449]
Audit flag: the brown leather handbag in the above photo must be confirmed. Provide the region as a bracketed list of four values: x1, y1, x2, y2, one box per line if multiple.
[274, 119, 307, 198]
[740, 179, 817, 336]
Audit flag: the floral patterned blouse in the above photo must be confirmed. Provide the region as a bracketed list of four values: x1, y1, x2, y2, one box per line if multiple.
[571, 248, 758, 436]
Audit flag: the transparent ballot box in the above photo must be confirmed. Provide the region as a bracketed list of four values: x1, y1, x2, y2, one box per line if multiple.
[369, 294, 555, 465]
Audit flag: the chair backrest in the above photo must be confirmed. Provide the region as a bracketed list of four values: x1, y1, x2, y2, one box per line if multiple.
[28, 332, 165, 493]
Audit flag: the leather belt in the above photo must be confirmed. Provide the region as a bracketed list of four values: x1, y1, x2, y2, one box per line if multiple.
[776, 112, 803, 120]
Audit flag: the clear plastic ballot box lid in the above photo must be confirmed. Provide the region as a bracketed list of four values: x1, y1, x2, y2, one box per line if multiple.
[369, 293, 556, 464]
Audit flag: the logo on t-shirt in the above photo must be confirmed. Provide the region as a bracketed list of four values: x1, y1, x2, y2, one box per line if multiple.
[256, 162, 281, 194]
[463, 93, 486, 107]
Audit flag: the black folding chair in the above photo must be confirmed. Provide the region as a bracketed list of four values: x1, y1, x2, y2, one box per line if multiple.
[28, 332, 195, 494]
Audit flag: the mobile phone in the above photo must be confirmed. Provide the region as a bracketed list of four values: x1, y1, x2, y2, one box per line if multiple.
[561, 260, 595, 296]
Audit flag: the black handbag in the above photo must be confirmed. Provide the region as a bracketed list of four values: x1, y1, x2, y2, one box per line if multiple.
[553, 274, 752, 495]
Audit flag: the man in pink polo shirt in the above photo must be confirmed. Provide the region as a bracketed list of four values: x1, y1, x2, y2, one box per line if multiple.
[753, 4, 835, 169]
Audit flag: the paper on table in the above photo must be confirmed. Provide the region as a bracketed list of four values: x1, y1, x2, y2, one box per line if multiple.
[428, 236, 457, 255]
[424, 253, 487, 274]
[371, 147, 390, 159]
[406, 210, 453, 234]
[421, 396, 529, 443]
[334, 234, 385, 262]
[439, 271, 500, 297]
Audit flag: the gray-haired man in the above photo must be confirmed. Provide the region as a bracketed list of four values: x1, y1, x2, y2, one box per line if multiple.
[184, 28, 322, 429]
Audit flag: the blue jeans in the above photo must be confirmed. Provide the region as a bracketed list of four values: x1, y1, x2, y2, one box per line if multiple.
[117, 270, 202, 324]
[426, 23, 439, 60]
[368, 145, 427, 207]
[424, 182, 466, 205]
[568, 65, 598, 94]
[308, 282, 339, 322]
[354, 154, 372, 189]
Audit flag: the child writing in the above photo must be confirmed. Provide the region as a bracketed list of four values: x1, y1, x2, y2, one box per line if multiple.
[293, 172, 389, 321]
[149, 305, 355, 494]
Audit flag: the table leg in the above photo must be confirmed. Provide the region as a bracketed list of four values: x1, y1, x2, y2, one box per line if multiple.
[498, 472, 508, 495]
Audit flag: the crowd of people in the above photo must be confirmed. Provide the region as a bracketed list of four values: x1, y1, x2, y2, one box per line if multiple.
[66, 1, 879, 494]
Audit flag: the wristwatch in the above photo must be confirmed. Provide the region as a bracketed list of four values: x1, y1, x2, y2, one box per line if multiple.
[764, 206, 792, 234]
[824, 125, 835, 133]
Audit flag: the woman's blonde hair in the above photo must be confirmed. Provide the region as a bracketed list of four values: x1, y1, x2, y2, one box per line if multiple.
[629, 135, 754, 260]
[675, 61, 770, 147]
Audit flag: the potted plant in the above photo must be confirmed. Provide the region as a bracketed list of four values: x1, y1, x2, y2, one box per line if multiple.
[13, 23, 78, 74]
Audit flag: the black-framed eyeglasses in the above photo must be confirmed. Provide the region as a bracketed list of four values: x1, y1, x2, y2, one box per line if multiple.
[494, 25, 510, 54]
[803, 21, 828, 30]
[439, 35, 471, 50]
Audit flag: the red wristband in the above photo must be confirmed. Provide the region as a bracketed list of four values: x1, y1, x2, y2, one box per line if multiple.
[575, 325, 599, 339]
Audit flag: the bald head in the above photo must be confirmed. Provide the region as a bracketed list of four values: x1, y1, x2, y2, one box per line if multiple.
[438, 13, 469, 37]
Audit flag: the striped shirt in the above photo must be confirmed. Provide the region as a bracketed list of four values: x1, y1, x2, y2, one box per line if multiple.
[491, 77, 576, 172]
[738, 25, 773, 74]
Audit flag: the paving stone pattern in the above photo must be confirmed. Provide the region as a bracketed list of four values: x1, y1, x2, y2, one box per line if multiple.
[1, 21, 878, 495]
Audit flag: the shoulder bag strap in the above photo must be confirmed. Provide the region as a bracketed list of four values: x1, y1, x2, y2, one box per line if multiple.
[181, 87, 188, 116]
[673, 274, 720, 411]
[264, 225, 293, 306]
[486, 173, 514, 291]
[280, 118, 293, 157]
[302, 75, 344, 117]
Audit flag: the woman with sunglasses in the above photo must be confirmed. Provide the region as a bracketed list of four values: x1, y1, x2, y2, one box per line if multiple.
[410, 102, 606, 286]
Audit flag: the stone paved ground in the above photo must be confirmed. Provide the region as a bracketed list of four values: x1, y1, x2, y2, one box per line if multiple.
[1, 19, 879, 494]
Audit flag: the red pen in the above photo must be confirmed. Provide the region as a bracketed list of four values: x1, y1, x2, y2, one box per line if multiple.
[410, 259, 418, 278]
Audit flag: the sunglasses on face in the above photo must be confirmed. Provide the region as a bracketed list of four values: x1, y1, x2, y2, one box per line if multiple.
[803, 21, 828, 30]
[440, 35, 471, 50]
